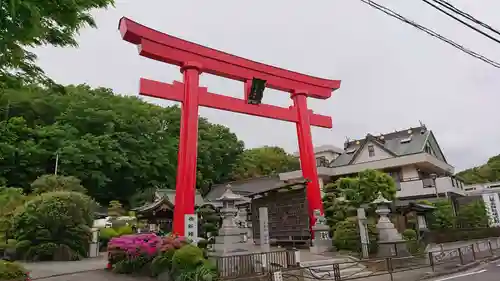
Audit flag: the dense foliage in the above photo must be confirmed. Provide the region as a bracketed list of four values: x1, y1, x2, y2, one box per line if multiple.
[457, 200, 489, 228]
[0, 85, 244, 205]
[0, 0, 115, 89]
[322, 169, 397, 252]
[31, 174, 86, 194]
[11, 191, 96, 261]
[0, 187, 28, 237]
[229, 146, 300, 180]
[457, 154, 500, 184]
[0, 260, 29, 281]
[420, 199, 488, 230]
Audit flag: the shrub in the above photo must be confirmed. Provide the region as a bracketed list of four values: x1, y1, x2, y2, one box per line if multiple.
[333, 217, 377, 253]
[31, 174, 86, 195]
[172, 244, 204, 272]
[117, 225, 134, 236]
[100, 227, 119, 250]
[0, 260, 29, 280]
[175, 260, 217, 281]
[10, 191, 95, 261]
[402, 229, 417, 241]
[428, 227, 500, 243]
[150, 249, 176, 276]
[108, 233, 162, 274]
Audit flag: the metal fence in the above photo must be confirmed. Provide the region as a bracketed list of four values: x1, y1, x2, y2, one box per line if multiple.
[216, 239, 500, 281]
[213, 249, 299, 280]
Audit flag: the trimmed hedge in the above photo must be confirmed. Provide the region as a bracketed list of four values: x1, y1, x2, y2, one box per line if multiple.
[427, 227, 500, 244]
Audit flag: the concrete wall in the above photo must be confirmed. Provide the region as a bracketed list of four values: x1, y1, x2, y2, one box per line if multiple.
[352, 141, 392, 164]
[397, 176, 465, 198]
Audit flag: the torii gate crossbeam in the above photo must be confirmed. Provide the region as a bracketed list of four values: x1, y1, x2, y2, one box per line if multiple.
[119, 17, 341, 236]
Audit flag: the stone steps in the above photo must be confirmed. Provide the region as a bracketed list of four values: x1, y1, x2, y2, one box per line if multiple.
[300, 257, 372, 279]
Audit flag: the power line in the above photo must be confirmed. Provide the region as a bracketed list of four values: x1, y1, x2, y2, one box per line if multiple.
[359, 0, 500, 68]
[431, 0, 500, 37]
[422, 0, 500, 44]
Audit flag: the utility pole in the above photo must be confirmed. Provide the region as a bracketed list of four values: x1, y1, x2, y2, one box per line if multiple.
[54, 152, 59, 175]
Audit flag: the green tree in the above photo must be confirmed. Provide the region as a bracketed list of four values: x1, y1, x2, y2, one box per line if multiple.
[108, 200, 124, 218]
[0, 0, 115, 89]
[457, 200, 488, 228]
[322, 182, 349, 233]
[0, 85, 245, 205]
[229, 146, 299, 180]
[322, 169, 397, 240]
[0, 187, 28, 237]
[31, 174, 86, 195]
[457, 154, 500, 184]
[197, 204, 221, 239]
[339, 169, 397, 209]
[420, 199, 456, 230]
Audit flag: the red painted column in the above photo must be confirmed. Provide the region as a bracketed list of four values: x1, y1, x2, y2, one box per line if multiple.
[173, 62, 202, 235]
[292, 92, 324, 235]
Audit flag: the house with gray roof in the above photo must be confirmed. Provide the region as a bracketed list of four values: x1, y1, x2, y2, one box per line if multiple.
[280, 125, 466, 200]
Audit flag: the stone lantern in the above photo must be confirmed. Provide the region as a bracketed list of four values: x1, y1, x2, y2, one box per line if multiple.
[211, 185, 249, 255]
[310, 209, 333, 254]
[372, 193, 409, 257]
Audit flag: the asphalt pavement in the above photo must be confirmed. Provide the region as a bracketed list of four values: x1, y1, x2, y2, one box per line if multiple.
[430, 260, 500, 281]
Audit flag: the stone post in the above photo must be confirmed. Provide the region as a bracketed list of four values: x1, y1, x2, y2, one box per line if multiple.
[357, 208, 370, 259]
[259, 207, 270, 253]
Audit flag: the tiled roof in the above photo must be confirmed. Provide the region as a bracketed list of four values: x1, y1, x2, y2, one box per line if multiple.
[156, 189, 206, 206]
[204, 176, 283, 202]
[330, 126, 433, 167]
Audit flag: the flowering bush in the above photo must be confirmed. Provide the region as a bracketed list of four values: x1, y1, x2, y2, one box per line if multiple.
[107, 233, 161, 274]
[107, 233, 215, 280]
[108, 233, 190, 275]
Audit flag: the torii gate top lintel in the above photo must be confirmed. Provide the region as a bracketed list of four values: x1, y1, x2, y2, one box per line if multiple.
[119, 16, 342, 237]
[118, 17, 341, 99]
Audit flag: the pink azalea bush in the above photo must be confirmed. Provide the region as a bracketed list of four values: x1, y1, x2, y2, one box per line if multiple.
[107, 233, 162, 273]
[107, 233, 189, 275]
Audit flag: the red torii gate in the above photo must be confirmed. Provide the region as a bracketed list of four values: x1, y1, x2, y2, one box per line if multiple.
[119, 17, 341, 236]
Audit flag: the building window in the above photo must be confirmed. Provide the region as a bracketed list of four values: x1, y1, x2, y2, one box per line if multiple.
[368, 144, 375, 157]
[316, 156, 328, 167]
[424, 143, 435, 156]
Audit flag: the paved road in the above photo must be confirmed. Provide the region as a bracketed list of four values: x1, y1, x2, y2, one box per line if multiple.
[429, 260, 500, 281]
[31, 270, 154, 281]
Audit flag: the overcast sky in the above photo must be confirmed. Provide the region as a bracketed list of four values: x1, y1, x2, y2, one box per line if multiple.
[33, 0, 500, 172]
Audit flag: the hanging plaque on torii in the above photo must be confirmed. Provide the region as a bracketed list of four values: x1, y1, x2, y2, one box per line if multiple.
[119, 17, 341, 236]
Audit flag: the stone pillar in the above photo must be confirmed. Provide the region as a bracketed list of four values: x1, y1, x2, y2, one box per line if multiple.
[357, 208, 370, 259]
[258, 207, 270, 251]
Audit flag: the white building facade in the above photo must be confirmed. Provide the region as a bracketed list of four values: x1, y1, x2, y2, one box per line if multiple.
[280, 125, 466, 201]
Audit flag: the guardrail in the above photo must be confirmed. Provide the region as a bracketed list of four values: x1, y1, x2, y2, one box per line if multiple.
[219, 239, 500, 281]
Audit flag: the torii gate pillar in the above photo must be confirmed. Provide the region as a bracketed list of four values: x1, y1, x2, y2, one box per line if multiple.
[119, 17, 341, 236]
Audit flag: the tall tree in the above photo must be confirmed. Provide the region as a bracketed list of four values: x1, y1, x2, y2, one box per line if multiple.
[0, 0, 115, 89]
[229, 146, 300, 180]
[0, 85, 244, 205]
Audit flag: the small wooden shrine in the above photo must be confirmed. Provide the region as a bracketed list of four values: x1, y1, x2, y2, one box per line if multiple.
[134, 189, 205, 232]
[248, 180, 310, 245]
[393, 201, 436, 234]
